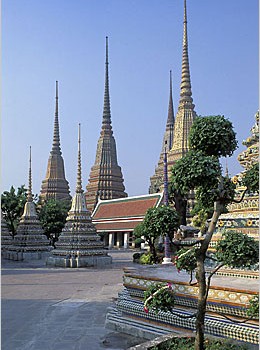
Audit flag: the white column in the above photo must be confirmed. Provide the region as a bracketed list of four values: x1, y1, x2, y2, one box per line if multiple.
[123, 232, 129, 249]
[141, 235, 146, 250]
[116, 233, 121, 248]
[108, 233, 114, 249]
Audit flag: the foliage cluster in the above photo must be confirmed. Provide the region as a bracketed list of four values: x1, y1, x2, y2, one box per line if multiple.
[174, 248, 197, 273]
[142, 205, 180, 238]
[1, 185, 27, 237]
[246, 295, 259, 318]
[139, 252, 154, 265]
[171, 150, 221, 194]
[134, 205, 179, 262]
[215, 231, 259, 269]
[150, 337, 248, 350]
[241, 163, 259, 193]
[144, 283, 175, 314]
[38, 199, 71, 239]
[189, 115, 238, 157]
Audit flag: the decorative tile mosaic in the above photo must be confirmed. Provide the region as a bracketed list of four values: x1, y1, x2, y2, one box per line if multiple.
[123, 276, 256, 307]
[116, 293, 259, 344]
[126, 287, 253, 318]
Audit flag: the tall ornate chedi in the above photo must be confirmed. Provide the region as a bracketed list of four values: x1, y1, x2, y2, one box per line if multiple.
[47, 125, 112, 268]
[167, 0, 197, 167]
[149, 71, 175, 193]
[39, 81, 71, 203]
[5, 147, 50, 261]
[86, 37, 127, 213]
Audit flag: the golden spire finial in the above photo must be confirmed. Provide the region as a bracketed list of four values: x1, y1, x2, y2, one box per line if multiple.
[52, 81, 61, 154]
[76, 123, 83, 193]
[27, 146, 33, 202]
[102, 36, 112, 134]
[179, 0, 194, 108]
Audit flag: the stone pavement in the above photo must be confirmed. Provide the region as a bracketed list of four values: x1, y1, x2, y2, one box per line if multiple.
[1, 250, 147, 350]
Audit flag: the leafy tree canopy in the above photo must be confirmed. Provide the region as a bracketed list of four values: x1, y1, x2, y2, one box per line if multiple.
[1, 185, 27, 237]
[189, 115, 238, 157]
[134, 205, 180, 262]
[142, 205, 180, 238]
[171, 150, 221, 194]
[38, 199, 70, 239]
[215, 230, 259, 269]
[242, 162, 259, 193]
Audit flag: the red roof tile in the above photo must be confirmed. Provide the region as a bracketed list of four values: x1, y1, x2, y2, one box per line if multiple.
[92, 193, 163, 220]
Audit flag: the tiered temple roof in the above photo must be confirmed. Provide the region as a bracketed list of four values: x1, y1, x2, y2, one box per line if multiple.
[5, 147, 50, 260]
[39, 81, 71, 203]
[85, 37, 127, 213]
[47, 125, 112, 268]
[92, 193, 164, 233]
[149, 71, 175, 193]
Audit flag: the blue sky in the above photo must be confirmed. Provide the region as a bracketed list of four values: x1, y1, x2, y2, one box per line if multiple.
[2, 0, 259, 197]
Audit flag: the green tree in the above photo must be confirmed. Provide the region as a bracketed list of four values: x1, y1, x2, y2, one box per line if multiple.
[134, 205, 180, 262]
[38, 199, 70, 241]
[168, 183, 188, 225]
[1, 185, 27, 238]
[147, 115, 258, 350]
[241, 162, 259, 193]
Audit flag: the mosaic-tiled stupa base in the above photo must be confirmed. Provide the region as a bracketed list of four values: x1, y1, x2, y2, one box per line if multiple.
[46, 217, 112, 268]
[1, 213, 13, 253]
[105, 264, 259, 346]
[46, 230, 112, 268]
[47, 254, 112, 268]
[4, 208, 51, 261]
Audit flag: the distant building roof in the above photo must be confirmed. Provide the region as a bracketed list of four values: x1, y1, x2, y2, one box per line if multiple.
[92, 193, 164, 232]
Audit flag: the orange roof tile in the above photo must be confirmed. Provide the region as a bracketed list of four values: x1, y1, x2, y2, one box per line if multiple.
[92, 193, 163, 220]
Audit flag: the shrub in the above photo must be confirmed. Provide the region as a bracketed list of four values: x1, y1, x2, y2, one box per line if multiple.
[140, 252, 154, 265]
[215, 231, 259, 269]
[144, 283, 175, 314]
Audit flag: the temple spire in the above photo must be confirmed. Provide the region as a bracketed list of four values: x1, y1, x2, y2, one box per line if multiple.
[167, 70, 174, 149]
[225, 159, 229, 177]
[39, 81, 71, 203]
[149, 71, 175, 194]
[76, 123, 83, 193]
[168, 0, 196, 163]
[86, 37, 127, 212]
[52, 81, 61, 154]
[102, 36, 112, 133]
[179, 0, 194, 108]
[27, 146, 33, 202]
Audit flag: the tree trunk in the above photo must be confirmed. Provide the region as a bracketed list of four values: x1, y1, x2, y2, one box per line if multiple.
[194, 201, 223, 350]
[195, 255, 207, 350]
[174, 192, 187, 225]
[149, 240, 157, 263]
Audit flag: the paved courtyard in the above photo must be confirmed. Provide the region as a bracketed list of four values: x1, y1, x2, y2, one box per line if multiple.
[1, 250, 146, 350]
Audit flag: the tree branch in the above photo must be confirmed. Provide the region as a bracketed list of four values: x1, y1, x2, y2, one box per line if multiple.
[169, 310, 197, 319]
[205, 263, 225, 299]
[216, 312, 256, 324]
[188, 270, 198, 285]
